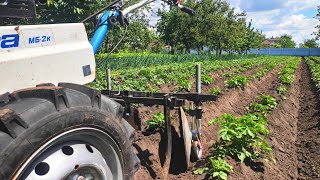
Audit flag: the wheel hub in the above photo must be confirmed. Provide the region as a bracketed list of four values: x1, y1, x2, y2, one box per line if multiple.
[15, 128, 123, 180]
[24, 143, 110, 180]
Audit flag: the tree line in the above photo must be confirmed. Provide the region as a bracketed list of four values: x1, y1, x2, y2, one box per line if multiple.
[157, 0, 266, 55]
[1, 0, 319, 53]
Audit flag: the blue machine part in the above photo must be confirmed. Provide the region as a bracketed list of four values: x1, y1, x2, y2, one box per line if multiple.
[82, 65, 92, 77]
[90, 11, 119, 54]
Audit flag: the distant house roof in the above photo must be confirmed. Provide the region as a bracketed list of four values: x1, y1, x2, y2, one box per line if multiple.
[263, 37, 280, 45]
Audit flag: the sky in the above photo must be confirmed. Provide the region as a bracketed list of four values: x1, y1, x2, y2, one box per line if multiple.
[147, 0, 320, 45]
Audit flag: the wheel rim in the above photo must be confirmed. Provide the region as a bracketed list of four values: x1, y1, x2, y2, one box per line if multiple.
[14, 127, 123, 180]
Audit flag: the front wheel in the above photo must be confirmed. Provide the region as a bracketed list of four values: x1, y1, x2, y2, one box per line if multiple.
[0, 83, 139, 180]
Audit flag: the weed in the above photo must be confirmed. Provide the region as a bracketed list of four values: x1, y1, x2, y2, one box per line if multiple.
[146, 112, 165, 131]
[211, 88, 221, 96]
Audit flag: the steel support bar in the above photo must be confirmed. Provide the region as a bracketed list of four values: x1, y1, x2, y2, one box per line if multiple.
[162, 95, 172, 180]
[102, 90, 217, 102]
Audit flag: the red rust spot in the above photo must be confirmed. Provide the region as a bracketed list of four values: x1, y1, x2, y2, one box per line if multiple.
[14, 26, 21, 36]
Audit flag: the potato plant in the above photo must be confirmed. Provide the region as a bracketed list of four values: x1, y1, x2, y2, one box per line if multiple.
[145, 112, 165, 131]
[225, 75, 249, 89]
[306, 57, 320, 89]
[89, 55, 295, 91]
[196, 94, 279, 179]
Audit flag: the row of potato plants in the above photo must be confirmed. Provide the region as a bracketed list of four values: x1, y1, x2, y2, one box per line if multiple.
[195, 57, 301, 180]
[276, 57, 301, 99]
[89, 56, 291, 92]
[96, 52, 261, 70]
[305, 57, 320, 90]
[223, 57, 297, 90]
[90, 57, 262, 91]
[194, 94, 278, 180]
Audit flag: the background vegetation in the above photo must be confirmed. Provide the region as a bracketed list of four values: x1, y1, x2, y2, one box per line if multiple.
[1, 0, 319, 54]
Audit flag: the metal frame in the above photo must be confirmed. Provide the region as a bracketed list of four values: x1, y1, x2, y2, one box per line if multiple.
[102, 64, 217, 172]
[102, 87, 217, 173]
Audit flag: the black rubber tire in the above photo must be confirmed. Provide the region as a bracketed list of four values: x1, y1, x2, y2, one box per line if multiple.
[0, 83, 139, 179]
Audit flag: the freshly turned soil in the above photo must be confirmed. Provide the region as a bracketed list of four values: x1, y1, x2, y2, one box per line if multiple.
[131, 59, 320, 180]
[296, 61, 320, 179]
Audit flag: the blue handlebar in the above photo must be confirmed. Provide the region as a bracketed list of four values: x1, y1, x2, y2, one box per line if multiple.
[90, 10, 119, 54]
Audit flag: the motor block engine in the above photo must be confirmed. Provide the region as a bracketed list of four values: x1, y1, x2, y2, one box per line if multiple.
[0, 23, 96, 94]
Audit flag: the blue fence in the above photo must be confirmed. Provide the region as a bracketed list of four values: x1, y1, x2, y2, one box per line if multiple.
[249, 48, 320, 56]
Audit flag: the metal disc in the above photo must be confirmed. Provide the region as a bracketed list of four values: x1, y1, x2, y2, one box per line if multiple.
[180, 107, 192, 168]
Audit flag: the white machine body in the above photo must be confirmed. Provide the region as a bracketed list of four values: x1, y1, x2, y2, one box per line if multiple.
[0, 23, 96, 94]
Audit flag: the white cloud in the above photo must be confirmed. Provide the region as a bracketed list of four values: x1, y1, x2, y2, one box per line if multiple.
[226, 0, 320, 44]
[142, 0, 320, 44]
[284, 0, 319, 12]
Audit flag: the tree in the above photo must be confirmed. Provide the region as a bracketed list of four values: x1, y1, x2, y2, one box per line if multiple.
[157, 0, 198, 53]
[270, 43, 281, 48]
[157, 0, 263, 55]
[104, 21, 154, 53]
[278, 34, 296, 48]
[299, 38, 319, 48]
[314, 5, 320, 39]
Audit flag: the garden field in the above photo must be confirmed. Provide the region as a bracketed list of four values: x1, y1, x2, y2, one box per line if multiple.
[89, 55, 320, 180]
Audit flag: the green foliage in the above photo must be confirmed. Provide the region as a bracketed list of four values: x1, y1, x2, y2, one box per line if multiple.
[249, 63, 277, 80]
[278, 74, 294, 85]
[194, 158, 233, 180]
[299, 38, 319, 48]
[278, 59, 300, 85]
[200, 93, 279, 179]
[306, 57, 320, 89]
[278, 34, 296, 48]
[257, 94, 278, 109]
[103, 21, 154, 53]
[146, 112, 165, 131]
[277, 85, 288, 100]
[209, 158, 233, 180]
[178, 78, 192, 91]
[222, 72, 235, 78]
[248, 103, 271, 117]
[157, 0, 264, 55]
[248, 95, 277, 116]
[89, 55, 295, 92]
[193, 167, 209, 175]
[209, 114, 272, 163]
[211, 88, 221, 96]
[225, 75, 249, 89]
[314, 6, 320, 39]
[270, 43, 281, 48]
[223, 61, 268, 80]
[98, 53, 260, 70]
[202, 74, 215, 85]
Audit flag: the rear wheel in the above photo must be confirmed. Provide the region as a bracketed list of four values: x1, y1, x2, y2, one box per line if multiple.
[0, 83, 139, 180]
